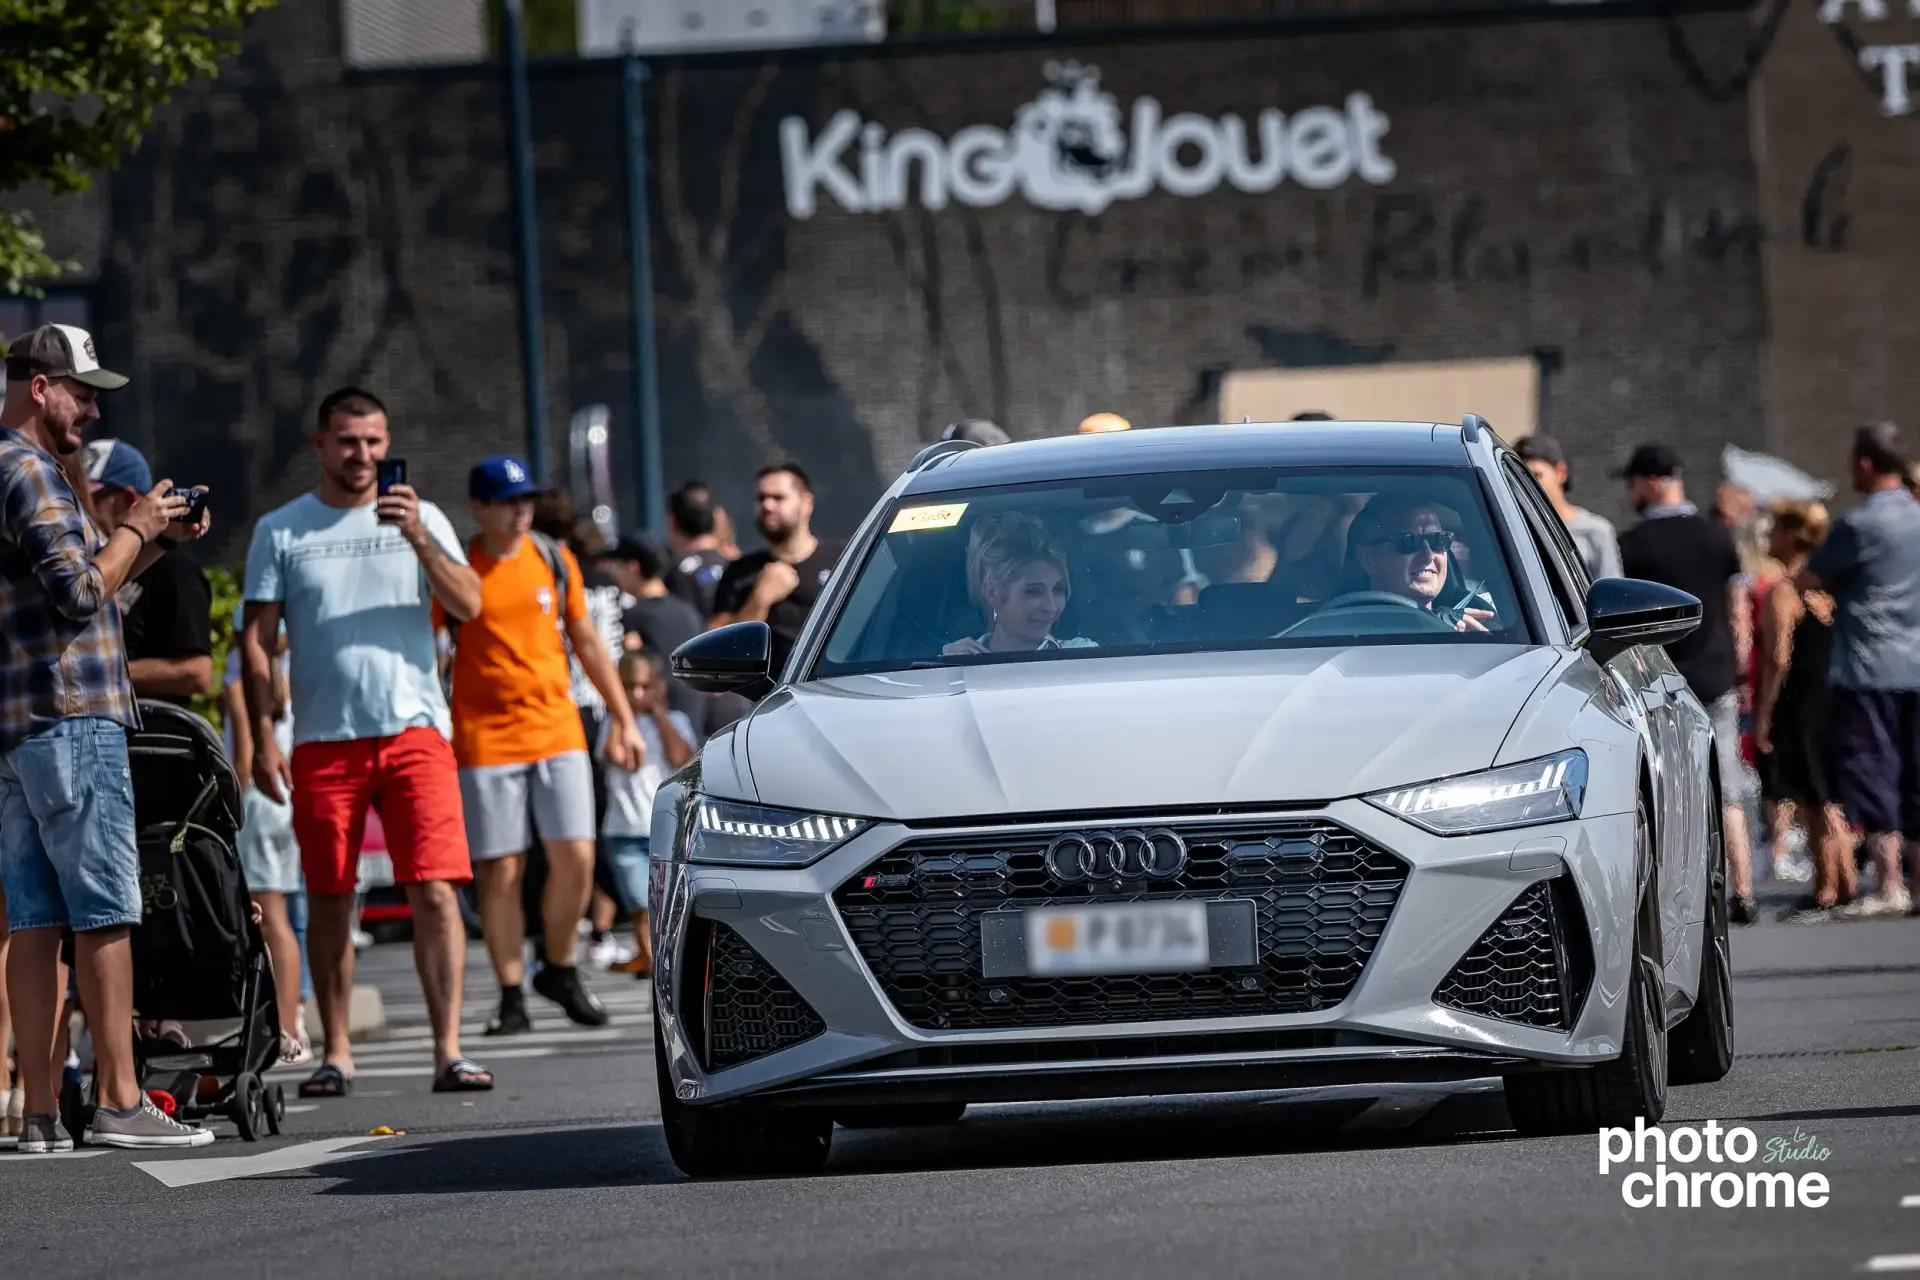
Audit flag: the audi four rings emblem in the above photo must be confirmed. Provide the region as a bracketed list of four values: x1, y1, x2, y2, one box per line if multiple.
[1044, 828, 1188, 882]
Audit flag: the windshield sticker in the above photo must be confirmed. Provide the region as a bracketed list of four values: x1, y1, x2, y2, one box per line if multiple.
[889, 502, 968, 533]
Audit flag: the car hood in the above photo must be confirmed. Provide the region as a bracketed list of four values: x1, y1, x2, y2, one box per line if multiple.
[740, 645, 1563, 822]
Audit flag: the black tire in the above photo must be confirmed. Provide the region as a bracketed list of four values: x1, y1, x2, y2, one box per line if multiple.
[834, 1103, 967, 1129]
[1506, 799, 1670, 1135]
[654, 1011, 832, 1178]
[230, 1072, 263, 1142]
[1669, 800, 1735, 1084]
[265, 1083, 286, 1136]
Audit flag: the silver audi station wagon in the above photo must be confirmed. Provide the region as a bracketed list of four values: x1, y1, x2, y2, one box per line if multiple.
[652, 417, 1733, 1176]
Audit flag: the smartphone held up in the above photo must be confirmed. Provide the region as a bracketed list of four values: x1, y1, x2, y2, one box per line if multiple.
[377, 459, 407, 523]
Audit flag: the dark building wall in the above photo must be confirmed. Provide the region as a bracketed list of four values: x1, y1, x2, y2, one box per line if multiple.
[1753, 0, 1920, 484]
[76, 3, 1764, 565]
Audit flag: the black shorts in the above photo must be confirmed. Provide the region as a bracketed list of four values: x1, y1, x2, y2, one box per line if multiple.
[1828, 687, 1920, 837]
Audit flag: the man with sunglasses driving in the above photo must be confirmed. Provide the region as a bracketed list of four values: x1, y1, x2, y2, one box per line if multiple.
[1348, 498, 1493, 632]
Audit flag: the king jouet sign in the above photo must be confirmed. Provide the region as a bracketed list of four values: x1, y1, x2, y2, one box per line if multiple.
[780, 61, 1397, 220]
[1821, 0, 1920, 115]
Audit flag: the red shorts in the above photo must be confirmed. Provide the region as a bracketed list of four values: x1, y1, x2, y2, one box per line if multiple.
[290, 727, 472, 895]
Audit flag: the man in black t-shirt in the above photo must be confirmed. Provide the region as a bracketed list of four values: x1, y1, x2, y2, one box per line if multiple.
[1615, 442, 1758, 922]
[663, 481, 734, 619]
[84, 439, 213, 705]
[709, 463, 843, 681]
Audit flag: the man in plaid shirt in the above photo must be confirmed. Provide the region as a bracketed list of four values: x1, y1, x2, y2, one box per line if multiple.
[0, 323, 213, 1151]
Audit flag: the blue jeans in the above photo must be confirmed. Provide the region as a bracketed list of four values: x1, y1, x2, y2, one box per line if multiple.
[287, 889, 312, 1000]
[0, 717, 142, 932]
[607, 836, 651, 913]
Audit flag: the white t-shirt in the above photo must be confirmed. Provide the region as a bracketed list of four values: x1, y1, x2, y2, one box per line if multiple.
[601, 711, 694, 839]
[571, 581, 628, 715]
[242, 493, 466, 745]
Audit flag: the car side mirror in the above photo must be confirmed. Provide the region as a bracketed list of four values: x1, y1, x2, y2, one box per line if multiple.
[671, 622, 775, 698]
[1584, 577, 1702, 663]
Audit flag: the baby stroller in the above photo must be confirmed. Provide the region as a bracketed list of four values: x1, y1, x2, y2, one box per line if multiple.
[59, 700, 286, 1142]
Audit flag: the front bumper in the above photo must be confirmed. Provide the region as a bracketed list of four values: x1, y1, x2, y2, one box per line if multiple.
[654, 800, 1638, 1108]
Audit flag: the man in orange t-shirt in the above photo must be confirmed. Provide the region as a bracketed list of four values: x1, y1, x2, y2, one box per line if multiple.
[443, 457, 642, 1035]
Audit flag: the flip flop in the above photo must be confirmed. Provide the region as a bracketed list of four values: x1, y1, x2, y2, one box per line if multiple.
[432, 1059, 495, 1093]
[298, 1064, 353, 1098]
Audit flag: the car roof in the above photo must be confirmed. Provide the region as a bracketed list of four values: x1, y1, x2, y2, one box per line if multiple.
[900, 421, 1476, 495]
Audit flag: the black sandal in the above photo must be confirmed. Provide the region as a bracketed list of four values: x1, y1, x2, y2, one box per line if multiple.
[432, 1059, 495, 1093]
[298, 1064, 354, 1098]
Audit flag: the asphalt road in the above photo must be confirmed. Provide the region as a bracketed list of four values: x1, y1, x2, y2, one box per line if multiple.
[6, 891, 1917, 1280]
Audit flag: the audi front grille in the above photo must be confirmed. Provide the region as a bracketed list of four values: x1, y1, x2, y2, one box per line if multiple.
[833, 818, 1410, 1031]
[1432, 876, 1594, 1031]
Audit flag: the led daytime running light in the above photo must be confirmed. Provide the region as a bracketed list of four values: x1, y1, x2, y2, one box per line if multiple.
[1380, 758, 1572, 816]
[695, 802, 863, 845]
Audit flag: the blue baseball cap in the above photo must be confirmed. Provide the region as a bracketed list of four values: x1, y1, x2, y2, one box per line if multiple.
[469, 456, 539, 503]
[81, 438, 153, 494]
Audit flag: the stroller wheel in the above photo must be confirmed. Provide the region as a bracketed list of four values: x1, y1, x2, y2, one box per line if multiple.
[229, 1072, 263, 1142]
[265, 1084, 286, 1136]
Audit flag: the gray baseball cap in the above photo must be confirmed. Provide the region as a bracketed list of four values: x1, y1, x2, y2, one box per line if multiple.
[3, 323, 129, 391]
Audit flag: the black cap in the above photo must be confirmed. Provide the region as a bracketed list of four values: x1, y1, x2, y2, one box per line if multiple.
[3, 323, 129, 390]
[1515, 434, 1566, 466]
[1615, 443, 1683, 479]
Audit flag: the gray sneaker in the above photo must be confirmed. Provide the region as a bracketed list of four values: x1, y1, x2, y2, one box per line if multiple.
[16, 1114, 74, 1154]
[87, 1096, 215, 1149]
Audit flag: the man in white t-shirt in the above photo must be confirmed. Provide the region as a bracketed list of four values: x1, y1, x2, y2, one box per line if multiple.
[239, 386, 492, 1098]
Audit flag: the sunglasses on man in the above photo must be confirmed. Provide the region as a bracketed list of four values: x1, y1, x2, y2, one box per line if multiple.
[1363, 531, 1457, 555]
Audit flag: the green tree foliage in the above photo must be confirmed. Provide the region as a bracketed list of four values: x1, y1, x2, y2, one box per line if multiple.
[0, 0, 275, 295]
[484, 0, 577, 56]
[189, 562, 241, 730]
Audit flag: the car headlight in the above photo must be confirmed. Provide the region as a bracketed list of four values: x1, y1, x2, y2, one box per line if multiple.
[683, 796, 870, 868]
[1364, 749, 1588, 835]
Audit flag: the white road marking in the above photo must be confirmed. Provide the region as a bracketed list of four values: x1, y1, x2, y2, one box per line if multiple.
[1901, 1194, 1920, 1207]
[348, 1026, 636, 1056]
[1865, 1256, 1920, 1273]
[284, 1104, 321, 1115]
[133, 1135, 400, 1188]
[347, 1045, 615, 1078]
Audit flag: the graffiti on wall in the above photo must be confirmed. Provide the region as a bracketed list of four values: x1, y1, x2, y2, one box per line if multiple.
[780, 60, 1397, 219]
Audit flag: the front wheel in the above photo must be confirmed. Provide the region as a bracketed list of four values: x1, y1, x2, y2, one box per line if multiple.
[1506, 800, 1670, 1135]
[655, 1012, 831, 1178]
[1669, 800, 1735, 1083]
[230, 1072, 263, 1142]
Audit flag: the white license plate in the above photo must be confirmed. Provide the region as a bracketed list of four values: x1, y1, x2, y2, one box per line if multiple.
[1024, 901, 1210, 977]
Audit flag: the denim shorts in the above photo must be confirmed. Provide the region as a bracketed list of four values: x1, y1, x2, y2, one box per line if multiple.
[607, 836, 651, 913]
[0, 717, 142, 932]
[1828, 687, 1920, 837]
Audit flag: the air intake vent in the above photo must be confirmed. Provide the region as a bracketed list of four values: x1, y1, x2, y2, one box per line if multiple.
[1433, 877, 1594, 1030]
[703, 922, 825, 1069]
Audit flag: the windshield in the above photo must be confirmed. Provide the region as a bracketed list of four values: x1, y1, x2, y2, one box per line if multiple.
[813, 466, 1531, 678]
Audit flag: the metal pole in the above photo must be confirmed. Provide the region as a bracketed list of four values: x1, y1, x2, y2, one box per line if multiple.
[623, 54, 666, 536]
[502, 0, 550, 482]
